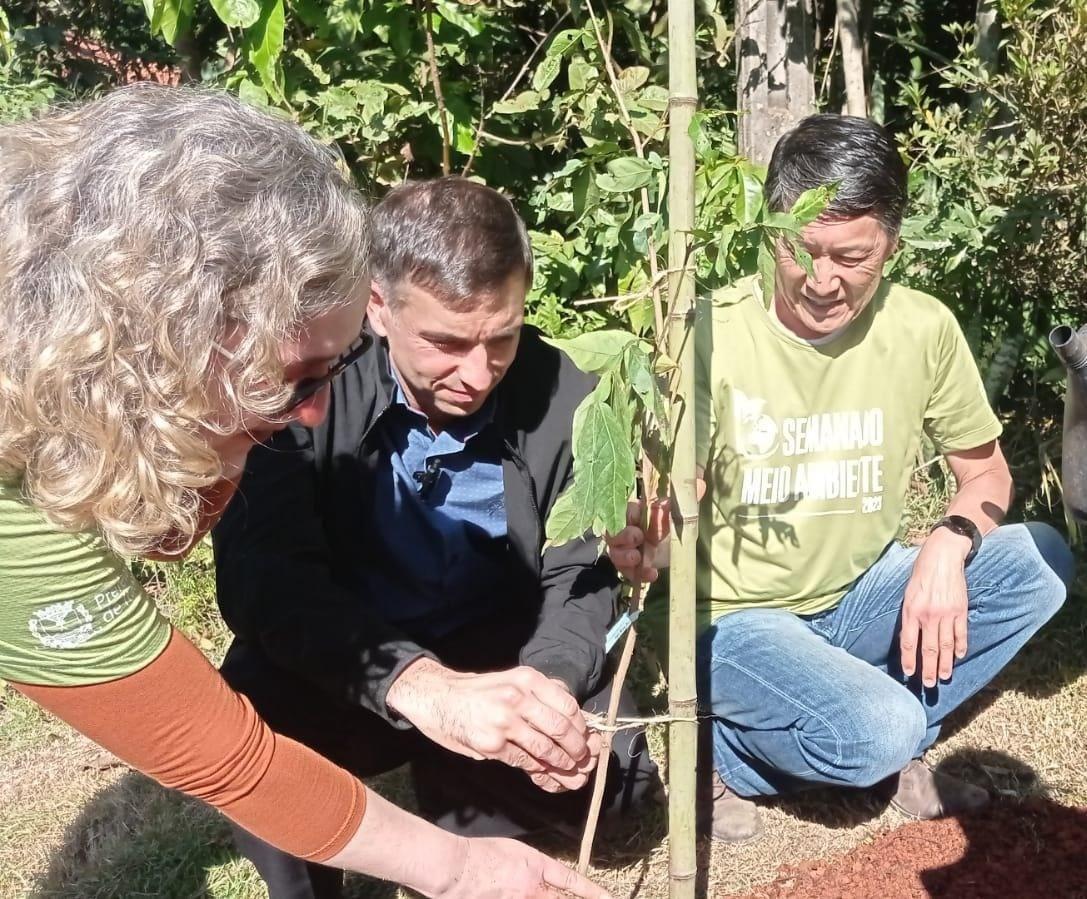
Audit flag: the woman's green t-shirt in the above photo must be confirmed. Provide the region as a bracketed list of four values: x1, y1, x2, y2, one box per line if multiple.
[0, 481, 170, 686]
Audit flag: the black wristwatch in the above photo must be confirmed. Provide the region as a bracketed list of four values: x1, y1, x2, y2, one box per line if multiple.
[929, 515, 982, 566]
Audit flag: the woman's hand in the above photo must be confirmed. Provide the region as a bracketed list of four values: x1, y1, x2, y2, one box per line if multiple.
[440, 836, 613, 899]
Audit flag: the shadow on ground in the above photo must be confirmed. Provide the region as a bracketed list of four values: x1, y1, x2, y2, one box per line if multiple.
[32, 760, 667, 899]
[920, 749, 1087, 898]
[31, 768, 401, 899]
[723, 750, 1087, 899]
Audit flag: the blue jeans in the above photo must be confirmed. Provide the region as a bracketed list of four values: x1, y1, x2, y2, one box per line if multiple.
[698, 523, 1074, 797]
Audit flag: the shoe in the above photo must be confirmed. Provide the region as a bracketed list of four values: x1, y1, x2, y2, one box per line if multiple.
[889, 759, 990, 819]
[707, 771, 764, 843]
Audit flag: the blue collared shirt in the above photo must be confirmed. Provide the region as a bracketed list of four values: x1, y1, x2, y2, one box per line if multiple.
[362, 379, 511, 638]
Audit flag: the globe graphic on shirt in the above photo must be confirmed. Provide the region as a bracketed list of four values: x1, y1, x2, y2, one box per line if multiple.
[732, 388, 780, 459]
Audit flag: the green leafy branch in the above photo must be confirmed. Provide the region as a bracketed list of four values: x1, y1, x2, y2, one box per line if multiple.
[544, 330, 671, 546]
[755, 183, 839, 309]
[544, 184, 835, 550]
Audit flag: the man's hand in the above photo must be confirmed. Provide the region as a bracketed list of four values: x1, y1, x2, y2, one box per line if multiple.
[606, 499, 671, 583]
[440, 836, 613, 899]
[386, 659, 600, 792]
[899, 527, 972, 688]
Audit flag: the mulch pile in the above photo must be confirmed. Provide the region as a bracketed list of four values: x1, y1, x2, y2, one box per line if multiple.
[731, 800, 1087, 898]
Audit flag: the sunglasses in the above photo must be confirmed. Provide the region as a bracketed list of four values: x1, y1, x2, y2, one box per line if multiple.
[273, 329, 374, 416]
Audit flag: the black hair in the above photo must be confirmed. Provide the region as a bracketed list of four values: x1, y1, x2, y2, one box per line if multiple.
[765, 114, 908, 235]
[370, 175, 533, 308]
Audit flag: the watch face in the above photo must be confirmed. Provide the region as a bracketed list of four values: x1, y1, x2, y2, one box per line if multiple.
[946, 515, 980, 538]
[934, 515, 982, 564]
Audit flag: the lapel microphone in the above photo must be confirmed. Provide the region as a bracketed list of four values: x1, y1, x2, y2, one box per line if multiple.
[413, 457, 443, 498]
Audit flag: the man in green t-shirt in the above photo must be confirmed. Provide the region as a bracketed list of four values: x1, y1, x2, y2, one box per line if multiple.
[609, 115, 1073, 841]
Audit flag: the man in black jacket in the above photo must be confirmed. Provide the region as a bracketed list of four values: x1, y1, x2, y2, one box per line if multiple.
[213, 177, 659, 899]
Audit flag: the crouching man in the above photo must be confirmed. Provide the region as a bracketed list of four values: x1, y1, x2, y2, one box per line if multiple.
[608, 115, 1073, 843]
[214, 176, 660, 898]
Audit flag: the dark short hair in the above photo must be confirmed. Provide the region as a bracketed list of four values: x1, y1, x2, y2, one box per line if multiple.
[370, 175, 533, 308]
[765, 114, 908, 236]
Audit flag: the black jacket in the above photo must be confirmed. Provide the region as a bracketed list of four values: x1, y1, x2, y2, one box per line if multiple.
[212, 326, 619, 726]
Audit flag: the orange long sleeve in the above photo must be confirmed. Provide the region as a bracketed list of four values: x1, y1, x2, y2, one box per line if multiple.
[13, 628, 366, 862]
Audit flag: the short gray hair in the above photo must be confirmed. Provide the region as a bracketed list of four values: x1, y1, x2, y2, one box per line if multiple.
[0, 83, 370, 555]
[371, 176, 533, 309]
[765, 114, 908, 236]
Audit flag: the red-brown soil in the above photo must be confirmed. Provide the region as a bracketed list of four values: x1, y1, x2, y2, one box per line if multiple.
[730, 800, 1087, 898]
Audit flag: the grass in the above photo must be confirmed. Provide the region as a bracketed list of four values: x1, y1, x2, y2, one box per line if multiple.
[2, 478, 1085, 899]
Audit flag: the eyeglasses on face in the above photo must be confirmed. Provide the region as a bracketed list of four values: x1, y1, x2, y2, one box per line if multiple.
[275, 329, 373, 416]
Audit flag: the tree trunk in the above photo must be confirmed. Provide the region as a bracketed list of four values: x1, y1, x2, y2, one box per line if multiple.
[837, 0, 867, 116]
[667, 1, 698, 897]
[972, 0, 1001, 117]
[974, 0, 1001, 74]
[737, 0, 816, 165]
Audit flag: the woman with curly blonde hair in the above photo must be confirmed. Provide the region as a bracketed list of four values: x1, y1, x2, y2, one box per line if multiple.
[0, 83, 608, 899]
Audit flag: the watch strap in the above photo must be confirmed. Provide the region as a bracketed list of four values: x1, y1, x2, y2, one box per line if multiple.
[929, 514, 982, 566]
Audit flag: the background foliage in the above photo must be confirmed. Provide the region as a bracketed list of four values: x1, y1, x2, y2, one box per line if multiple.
[2, 0, 1084, 512]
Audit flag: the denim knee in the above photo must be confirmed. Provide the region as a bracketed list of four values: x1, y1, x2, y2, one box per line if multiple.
[802, 688, 926, 789]
[983, 523, 1071, 626]
[1021, 521, 1075, 592]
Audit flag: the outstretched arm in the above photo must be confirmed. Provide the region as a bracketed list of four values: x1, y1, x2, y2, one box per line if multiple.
[16, 629, 611, 899]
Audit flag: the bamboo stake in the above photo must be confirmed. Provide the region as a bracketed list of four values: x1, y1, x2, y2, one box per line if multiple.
[576, 577, 643, 874]
[666, 0, 698, 897]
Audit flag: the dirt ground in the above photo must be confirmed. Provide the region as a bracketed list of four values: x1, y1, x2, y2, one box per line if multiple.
[732, 800, 1087, 899]
[4, 594, 1085, 898]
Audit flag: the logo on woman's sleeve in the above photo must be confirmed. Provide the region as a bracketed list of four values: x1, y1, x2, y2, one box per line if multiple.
[28, 600, 96, 649]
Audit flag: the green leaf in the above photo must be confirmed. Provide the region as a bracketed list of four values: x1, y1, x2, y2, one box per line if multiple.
[788, 237, 815, 278]
[617, 65, 650, 94]
[236, 78, 269, 107]
[709, 10, 733, 61]
[246, 0, 285, 99]
[626, 342, 670, 440]
[547, 28, 583, 58]
[568, 57, 595, 92]
[761, 211, 802, 233]
[545, 330, 638, 374]
[614, 8, 651, 62]
[143, 0, 194, 43]
[493, 90, 541, 114]
[625, 296, 655, 336]
[158, 0, 195, 44]
[574, 394, 637, 536]
[736, 166, 764, 226]
[291, 47, 331, 85]
[572, 166, 599, 219]
[532, 54, 562, 92]
[901, 236, 952, 250]
[545, 372, 636, 545]
[210, 0, 261, 28]
[757, 237, 777, 310]
[142, 0, 165, 33]
[638, 85, 669, 112]
[607, 375, 636, 452]
[596, 156, 653, 192]
[545, 479, 593, 547]
[435, 0, 482, 37]
[790, 183, 838, 227]
[547, 190, 574, 212]
[688, 112, 711, 157]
